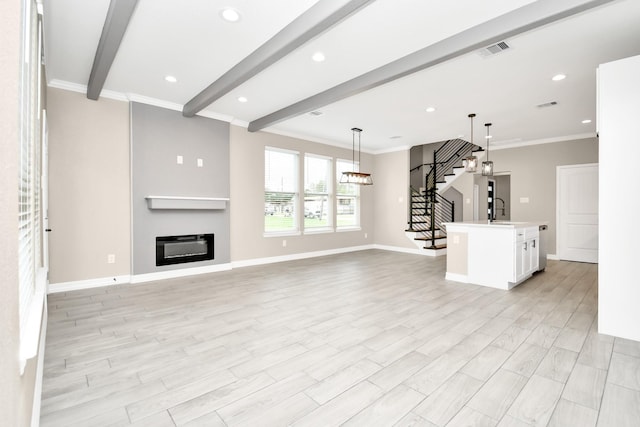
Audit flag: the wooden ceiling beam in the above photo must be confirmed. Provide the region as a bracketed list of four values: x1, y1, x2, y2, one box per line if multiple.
[247, 0, 615, 132]
[87, 0, 138, 100]
[182, 0, 377, 117]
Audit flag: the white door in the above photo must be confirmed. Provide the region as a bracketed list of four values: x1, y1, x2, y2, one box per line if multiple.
[557, 164, 598, 263]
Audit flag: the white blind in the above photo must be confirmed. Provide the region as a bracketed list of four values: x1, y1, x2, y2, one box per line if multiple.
[18, 0, 42, 334]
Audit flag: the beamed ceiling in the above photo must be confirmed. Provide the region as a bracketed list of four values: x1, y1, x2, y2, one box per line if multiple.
[44, 0, 640, 152]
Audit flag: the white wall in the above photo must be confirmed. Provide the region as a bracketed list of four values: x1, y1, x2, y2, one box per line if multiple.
[373, 150, 414, 249]
[47, 88, 131, 283]
[598, 54, 640, 342]
[451, 138, 599, 255]
[0, 0, 40, 424]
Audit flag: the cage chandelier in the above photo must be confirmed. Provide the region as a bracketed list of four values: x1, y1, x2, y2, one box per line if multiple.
[340, 127, 373, 185]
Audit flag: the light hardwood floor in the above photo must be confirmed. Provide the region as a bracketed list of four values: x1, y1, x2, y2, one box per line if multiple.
[41, 250, 640, 426]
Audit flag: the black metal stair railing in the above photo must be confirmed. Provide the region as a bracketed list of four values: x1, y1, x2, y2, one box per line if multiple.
[407, 138, 479, 249]
[407, 187, 455, 249]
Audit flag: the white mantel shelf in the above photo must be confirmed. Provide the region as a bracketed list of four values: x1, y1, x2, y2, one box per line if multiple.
[145, 196, 229, 210]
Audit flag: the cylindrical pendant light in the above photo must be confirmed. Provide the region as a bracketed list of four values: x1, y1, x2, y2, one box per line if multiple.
[463, 113, 478, 172]
[482, 122, 494, 176]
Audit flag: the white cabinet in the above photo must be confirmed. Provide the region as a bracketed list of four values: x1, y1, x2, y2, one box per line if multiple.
[444, 222, 542, 290]
[514, 227, 539, 283]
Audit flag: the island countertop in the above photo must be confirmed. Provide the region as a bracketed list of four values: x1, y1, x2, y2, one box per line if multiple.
[442, 221, 546, 290]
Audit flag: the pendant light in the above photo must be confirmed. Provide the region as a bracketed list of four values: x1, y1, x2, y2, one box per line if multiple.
[463, 113, 478, 172]
[340, 127, 373, 185]
[482, 122, 494, 176]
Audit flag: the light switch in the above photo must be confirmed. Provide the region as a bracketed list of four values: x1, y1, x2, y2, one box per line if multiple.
[197, 158, 203, 167]
[177, 155, 183, 165]
[466, 198, 471, 204]
[520, 197, 530, 204]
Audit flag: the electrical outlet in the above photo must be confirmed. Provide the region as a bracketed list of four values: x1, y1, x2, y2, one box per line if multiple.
[282, 239, 287, 247]
[364, 233, 368, 239]
[107, 254, 115, 264]
[197, 158, 203, 167]
[177, 155, 183, 165]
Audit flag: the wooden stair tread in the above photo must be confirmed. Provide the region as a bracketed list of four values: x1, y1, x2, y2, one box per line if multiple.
[424, 244, 447, 250]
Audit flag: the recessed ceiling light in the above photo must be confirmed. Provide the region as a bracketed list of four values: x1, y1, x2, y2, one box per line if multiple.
[582, 119, 592, 124]
[552, 74, 566, 81]
[164, 75, 177, 83]
[312, 52, 325, 62]
[220, 8, 241, 22]
[425, 107, 436, 113]
[390, 135, 403, 139]
[237, 96, 248, 103]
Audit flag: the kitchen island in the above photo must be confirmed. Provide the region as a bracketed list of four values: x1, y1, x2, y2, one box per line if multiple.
[443, 221, 544, 290]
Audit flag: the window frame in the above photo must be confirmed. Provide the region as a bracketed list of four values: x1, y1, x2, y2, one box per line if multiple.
[303, 153, 333, 233]
[335, 158, 361, 230]
[264, 146, 300, 236]
[18, 0, 46, 375]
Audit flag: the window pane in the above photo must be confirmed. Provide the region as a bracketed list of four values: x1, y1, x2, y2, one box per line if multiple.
[336, 159, 359, 228]
[336, 159, 358, 196]
[305, 155, 330, 193]
[265, 148, 298, 233]
[304, 154, 331, 230]
[304, 195, 330, 228]
[265, 149, 296, 192]
[337, 196, 357, 227]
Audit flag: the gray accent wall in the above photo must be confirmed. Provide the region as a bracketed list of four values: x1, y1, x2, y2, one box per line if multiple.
[131, 103, 230, 274]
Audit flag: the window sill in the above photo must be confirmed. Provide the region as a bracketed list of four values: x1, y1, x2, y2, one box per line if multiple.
[19, 286, 45, 375]
[337, 226, 362, 232]
[264, 231, 301, 238]
[303, 227, 334, 235]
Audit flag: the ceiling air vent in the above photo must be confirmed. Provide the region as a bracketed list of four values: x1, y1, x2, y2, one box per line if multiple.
[536, 101, 558, 108]
[309, 110, 323, 116]
[478, 41, 511, 57]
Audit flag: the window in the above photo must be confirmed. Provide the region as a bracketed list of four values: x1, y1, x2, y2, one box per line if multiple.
[265, 147, 298, 234]
[336, 159, 360, 228]
[304, 154, 332, 230]
[18, 0, 46, 374]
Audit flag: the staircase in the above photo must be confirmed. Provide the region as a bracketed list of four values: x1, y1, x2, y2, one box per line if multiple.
[406, 138, 484, 254]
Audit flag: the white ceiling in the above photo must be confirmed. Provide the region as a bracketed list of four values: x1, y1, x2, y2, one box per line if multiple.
[44, 0, 640, 153]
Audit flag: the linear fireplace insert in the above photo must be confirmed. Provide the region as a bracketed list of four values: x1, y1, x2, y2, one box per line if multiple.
[156, 233, 214, 266]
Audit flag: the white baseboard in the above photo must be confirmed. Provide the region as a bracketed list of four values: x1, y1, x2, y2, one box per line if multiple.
[130, 263, 232, 284]
[47, 245, 443, 293]
[373, 244, 446, 257]
[48, 275, 131, 294]
[445, 272, 469, 283]
[231, 245, 375, 268]
[547, 253, 559, 260]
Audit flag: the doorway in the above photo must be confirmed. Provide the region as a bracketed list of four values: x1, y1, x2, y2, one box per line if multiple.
[474, 174, 511, 221]
[557, 164, 598, 263]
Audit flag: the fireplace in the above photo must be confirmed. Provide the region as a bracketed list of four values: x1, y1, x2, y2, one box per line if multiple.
[156, 234, 214, 266]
